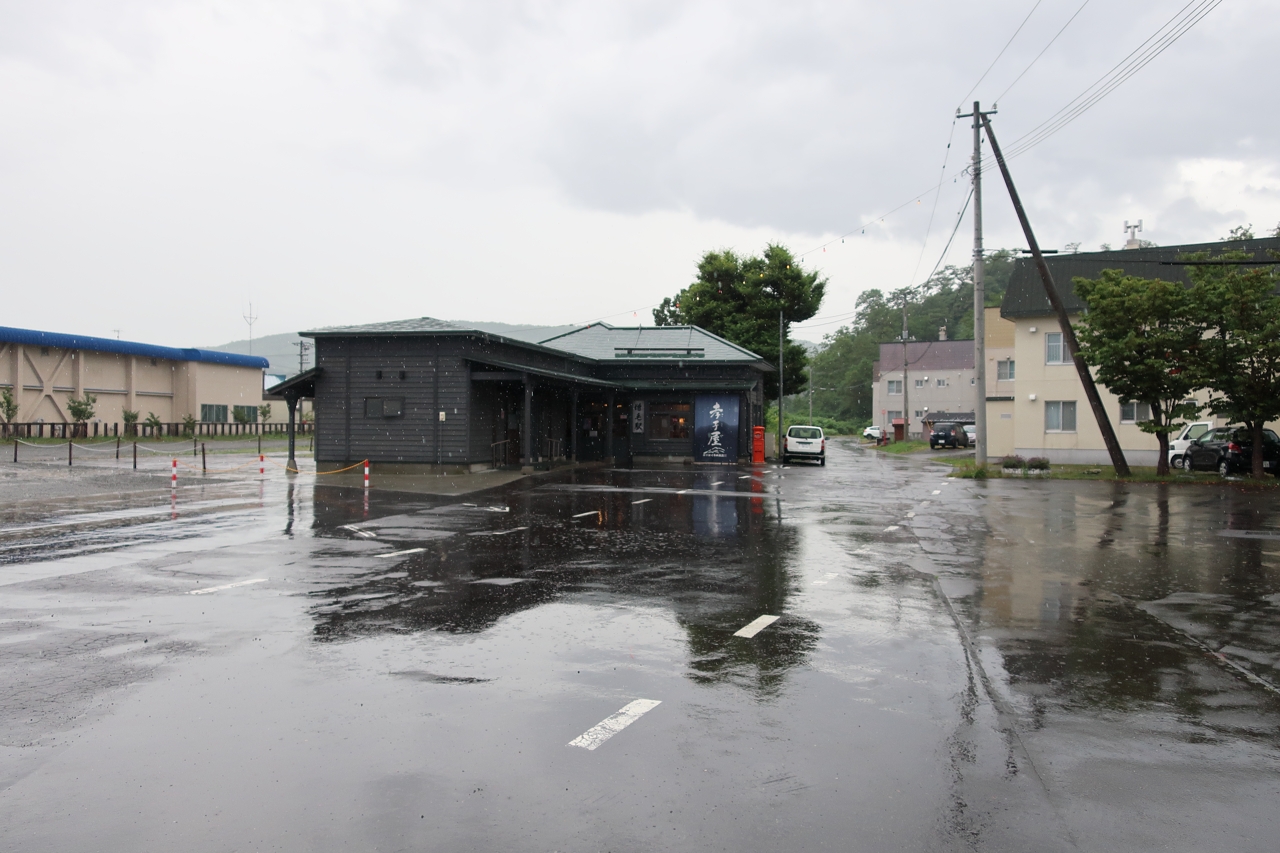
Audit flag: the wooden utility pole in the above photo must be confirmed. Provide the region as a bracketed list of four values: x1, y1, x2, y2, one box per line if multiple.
[901, 300, 910, 440]
[958, 101, 993, 467]
[980, 113, 1130, 476]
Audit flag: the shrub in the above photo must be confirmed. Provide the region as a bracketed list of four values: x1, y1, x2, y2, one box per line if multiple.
[0, 387, 18, 423]
[258, 403, 272, 422]
[1027, 457, 1051, 470]
[181, 414, 196, 436]
[144, 412, 163, 435]
[1001, 455, 1027, 469]
[66, 392, 97, 423]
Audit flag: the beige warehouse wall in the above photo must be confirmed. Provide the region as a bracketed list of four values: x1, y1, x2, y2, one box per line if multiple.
[0, 340, 263, 425]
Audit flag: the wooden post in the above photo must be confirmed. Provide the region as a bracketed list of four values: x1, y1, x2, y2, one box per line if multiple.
[201, 442, 206, 474]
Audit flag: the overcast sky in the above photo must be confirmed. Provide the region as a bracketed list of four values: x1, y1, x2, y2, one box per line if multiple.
[1, 0, 1275, 347]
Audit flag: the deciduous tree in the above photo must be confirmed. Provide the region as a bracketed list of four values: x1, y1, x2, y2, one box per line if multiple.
[1073, 271, 1202, 475]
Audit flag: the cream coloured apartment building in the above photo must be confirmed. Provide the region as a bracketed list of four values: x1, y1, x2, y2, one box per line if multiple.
[986, 238, 1280, 465]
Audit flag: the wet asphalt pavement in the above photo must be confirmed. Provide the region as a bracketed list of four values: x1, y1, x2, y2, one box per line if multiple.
[1, 439, 1279, 851]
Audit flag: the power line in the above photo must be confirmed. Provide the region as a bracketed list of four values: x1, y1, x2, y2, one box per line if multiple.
[994, 0, 1093, 105]
[905, 118, 961, 289]
[956, 0, 1046, 109]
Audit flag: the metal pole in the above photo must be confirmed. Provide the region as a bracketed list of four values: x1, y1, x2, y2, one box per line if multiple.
[133, 441, 137, 470]
[808, 364, 813, 422]
[971, 101, 988, 467]
[201, 442, 206, 474]
[980, 112, 1130, 476]
[116, 435, 120, 460]
[902, 301, 909, 440]
[68, 437, 72, 466]
[777, 310, 784, 459]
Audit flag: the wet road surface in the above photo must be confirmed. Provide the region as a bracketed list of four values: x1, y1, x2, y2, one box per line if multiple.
[1, 440, 1278, 851]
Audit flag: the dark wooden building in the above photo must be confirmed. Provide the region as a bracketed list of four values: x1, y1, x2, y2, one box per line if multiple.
[296, 318, 772, 470]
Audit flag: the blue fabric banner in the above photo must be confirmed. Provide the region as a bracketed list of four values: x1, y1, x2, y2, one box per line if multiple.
[693, 394, 739, 462]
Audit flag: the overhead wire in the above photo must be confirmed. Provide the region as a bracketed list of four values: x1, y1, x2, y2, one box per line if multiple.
[956, 0, 1046, 109]
[905, 118, 961, 290]
[994, 0, 1093, 105]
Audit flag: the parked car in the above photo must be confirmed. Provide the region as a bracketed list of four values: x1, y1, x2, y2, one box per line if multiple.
[963, 424, 976, 443]
[929, 422, 969, 450]
[1186, 426, 1280, 476]
[783, 425, 826, 465]
[1168, 421, 1212, 470]
[863, 425, 884, 440]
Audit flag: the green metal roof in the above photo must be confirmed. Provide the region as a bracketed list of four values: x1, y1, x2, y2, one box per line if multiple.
[1000, 237, 1280, 319]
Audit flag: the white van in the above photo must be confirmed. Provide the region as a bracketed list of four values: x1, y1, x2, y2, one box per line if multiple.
[1169, 421, 1213, 469]
[783, 425, 826, 465]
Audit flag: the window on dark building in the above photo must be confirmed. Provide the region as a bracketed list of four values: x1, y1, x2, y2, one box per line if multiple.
[647, 403, 691, 439]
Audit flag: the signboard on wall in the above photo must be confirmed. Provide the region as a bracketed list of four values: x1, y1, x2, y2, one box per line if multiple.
[631, 400, 644, 434]
[693, 394, 739, 462]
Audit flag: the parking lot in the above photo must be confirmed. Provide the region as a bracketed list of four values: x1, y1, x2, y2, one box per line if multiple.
[1, 439, 1278, 851]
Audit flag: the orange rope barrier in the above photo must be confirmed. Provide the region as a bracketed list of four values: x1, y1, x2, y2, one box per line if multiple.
[264, 457, 368, 475]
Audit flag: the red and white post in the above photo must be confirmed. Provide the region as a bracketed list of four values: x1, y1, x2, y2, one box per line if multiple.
[259, 454, 265, 477]
[363, 460, 370, 490]
[171, 458, 178, 489]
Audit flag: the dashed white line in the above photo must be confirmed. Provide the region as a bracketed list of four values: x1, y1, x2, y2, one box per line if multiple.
[188, 578, 268, 595]
[738, 475, 752, 479]
[733, 615, 779, 638]
[884, 525, 900, 532]
[376, 548, 426, 558]
[568, 699, 662, 750]
[932, 490, 941, 495]
[631, 499, 652, 505]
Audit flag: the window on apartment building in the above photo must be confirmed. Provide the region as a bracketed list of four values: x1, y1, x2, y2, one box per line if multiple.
[915, 378, 925, 388]
[200, 404, 228, 423]
[1045, 400, 1077, 432]
[997, 359, 1016, 380]
[886, 380, 902, 395]
[1045, 333, 1066, 364]
[914, 410, 923, 418]
[886, 410, 902, 422]
[1120, 401, 1152, 423]
[936, 378, 946, 387]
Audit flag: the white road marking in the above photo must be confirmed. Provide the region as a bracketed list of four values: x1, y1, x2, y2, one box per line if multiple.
[572, 511, 599, 518]
[376, 548, 426, 558]
[710, 481, 724, 486]
[738, 475, 752, 479]
[631, 499, 652, 505]
[676, 489, 691, 494]
[490, 526, 529, 536]
[733, 615, 779, 638]
[568, 699, 662, 750]
[484, 506, 510, 513]
[813, 572, 839, 586]
[906, 512, 915, 518]
[884, 525, 900, 532]
[188, 578, 267, 595]
[932, 490, 941, 495]
[355, 530, 377, 538]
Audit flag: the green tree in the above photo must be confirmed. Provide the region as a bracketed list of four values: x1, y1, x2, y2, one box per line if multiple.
[66, 392, 97, 423]
[1189, 252, 1280, 478]
[144, 412, 163, 435]
[653, 244, 825, 398]
[182, 413, 196, 436]
[1, 388, 18, 423]
[122, 409, 139, 436]
[258, 403, 272, 422]
[1073, 270, 1203, 475]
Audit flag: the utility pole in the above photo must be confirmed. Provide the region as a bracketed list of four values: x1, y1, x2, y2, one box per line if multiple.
[958, 101, 994, 466]
[808, 364, 813, 422]
[293, 340, 312, 374]
[243, 302, 259, 356]
[901, 300, 910, 440]
[980, 112, 1131, 476]
[777, 310, 784, 459]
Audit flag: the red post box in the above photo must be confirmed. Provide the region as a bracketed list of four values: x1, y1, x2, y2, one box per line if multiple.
[752, 425, 766, 464]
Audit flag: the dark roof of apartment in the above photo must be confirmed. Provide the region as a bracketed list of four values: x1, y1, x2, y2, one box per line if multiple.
[1001, 237, 1280, 319]
[875, 339, 975, 376]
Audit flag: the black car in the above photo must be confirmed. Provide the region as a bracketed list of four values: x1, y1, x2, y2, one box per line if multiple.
[929, 422, 969, 450]
[1186, 426, 1280, 476]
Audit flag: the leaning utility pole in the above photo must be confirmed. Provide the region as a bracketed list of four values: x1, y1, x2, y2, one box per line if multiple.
[958, 101, 993, 466]
[980, 113, 1130, 476]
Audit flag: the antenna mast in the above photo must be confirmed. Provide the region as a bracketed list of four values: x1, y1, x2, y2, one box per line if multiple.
[243, 302, 259, 355]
